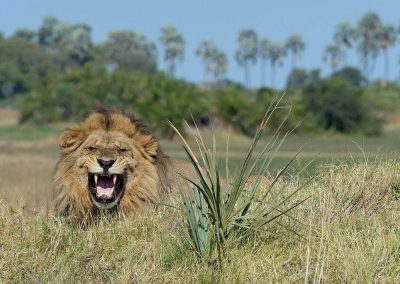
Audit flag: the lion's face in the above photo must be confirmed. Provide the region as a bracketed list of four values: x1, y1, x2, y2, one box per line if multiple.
[54, 112, 160, 216]
[77, 131, 141, 209]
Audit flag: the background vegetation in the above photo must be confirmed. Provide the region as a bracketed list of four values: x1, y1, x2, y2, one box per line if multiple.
[1, 12, 400, 137]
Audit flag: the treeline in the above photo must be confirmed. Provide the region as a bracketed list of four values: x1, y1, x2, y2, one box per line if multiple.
[2, 14, 400, 137]
[2, 11, 400, 95]
[17, 64, 398, 137]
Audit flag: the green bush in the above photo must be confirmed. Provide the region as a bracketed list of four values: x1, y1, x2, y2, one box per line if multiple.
[363, 84, 400, 112]
[0, 38, 54, 99]
[18, 67, 208, 137]
[214, 87, 258, 135]
[302, 78, 382, 135]
[331, 66, 367, 87]
[134, 73, 208, 137]
[18, 87, 60, 124]
[255, 88, 316, 133]
[18, 66, 111, 124]
[16, 64, 384, 137]
[215, 87, 315, 136]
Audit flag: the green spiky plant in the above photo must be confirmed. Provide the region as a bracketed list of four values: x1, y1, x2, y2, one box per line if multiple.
[169, 95, 313, 271]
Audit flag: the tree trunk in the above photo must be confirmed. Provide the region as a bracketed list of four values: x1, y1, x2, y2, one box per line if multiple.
[343, 51, 348, 66]
[291, 54, 296, 70]
[245, 61, 250, 88]
[362, 55, 369, 82]
[203, 66, 208, 82]
[260, 59, 266, 87]
[168, 58, 176, 76]
[384, 48, 389, 83]
[270, 62, 276, 88]
[369, 55, 377, 81]
[331, 59, 337, 72]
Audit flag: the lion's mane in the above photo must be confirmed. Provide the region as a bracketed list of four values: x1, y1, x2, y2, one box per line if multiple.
[52, 110, 172, 223]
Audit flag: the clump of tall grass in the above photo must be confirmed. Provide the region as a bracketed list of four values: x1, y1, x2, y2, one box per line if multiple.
[170, 97, 313, 270]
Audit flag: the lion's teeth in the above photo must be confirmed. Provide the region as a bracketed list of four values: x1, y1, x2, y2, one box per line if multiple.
[94, 174, 98, 184]
[113, 175, 117, 185]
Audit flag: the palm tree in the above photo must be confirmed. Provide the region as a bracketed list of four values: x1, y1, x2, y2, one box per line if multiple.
[333, 22, 355, 64]
[284, 34, 305, 69]
[323, 43, 344, 72]
[377, 23, 397, 81]
[258, 38, 270, 87]
[355, 12, 381, 79]
[267, 42, 286, 87]
[195, 39, 217, 81]
[195, 39, 228, 83]
[211, 50, 228, 82]
[159, 24, 185, 75]
[235, 28, 258, 87]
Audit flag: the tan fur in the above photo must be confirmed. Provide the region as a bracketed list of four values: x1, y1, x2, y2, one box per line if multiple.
[53, 111, 182, 224]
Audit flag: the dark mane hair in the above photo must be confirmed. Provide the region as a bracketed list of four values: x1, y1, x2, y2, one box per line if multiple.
[95, 107, 154, 138]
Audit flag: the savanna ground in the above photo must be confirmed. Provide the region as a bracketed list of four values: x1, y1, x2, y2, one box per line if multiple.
[0, 108, 400, 282]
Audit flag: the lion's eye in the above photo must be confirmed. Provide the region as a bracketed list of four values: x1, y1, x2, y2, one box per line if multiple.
[118, 148, 128, 153]
[87, 146, 97, 152]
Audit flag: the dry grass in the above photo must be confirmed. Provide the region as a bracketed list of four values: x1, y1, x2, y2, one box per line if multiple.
[0, 106, 399, 282]
[0, 108, 18, 127]
[0, 155, 54, 212]
[0, 155, 399, 282]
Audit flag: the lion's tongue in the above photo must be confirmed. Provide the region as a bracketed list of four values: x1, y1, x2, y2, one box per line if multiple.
[96, 176, 114, 199]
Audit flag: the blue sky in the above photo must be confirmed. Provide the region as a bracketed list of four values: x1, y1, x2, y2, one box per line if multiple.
[1, 0, 400, 88]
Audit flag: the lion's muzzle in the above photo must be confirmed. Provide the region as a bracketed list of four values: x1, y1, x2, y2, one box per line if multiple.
[88, 171, 125, 209]
[96, 158, 115, 175]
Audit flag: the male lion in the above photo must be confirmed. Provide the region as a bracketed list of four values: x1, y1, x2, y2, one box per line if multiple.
[53, 110, 269, 224]
[53, 110, 190, 223]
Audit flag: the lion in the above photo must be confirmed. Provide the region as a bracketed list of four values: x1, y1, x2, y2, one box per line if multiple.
[53, 110, 270, 224]
[53, 110, 189, 223]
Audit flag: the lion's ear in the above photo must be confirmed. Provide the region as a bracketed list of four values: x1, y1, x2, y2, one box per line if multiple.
[141, 136, 158, 159]
[59, 128, 86, 153]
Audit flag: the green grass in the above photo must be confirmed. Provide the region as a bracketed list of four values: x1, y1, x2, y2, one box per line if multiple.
[0, 126, 63, 141]
[1, 160, 399, 282]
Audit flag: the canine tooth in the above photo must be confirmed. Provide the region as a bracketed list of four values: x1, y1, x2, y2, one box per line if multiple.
[94, 174, 98, 184]
[113, 175, 117, 184]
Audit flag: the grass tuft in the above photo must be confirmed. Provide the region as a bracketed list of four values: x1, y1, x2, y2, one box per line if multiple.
[170, 97, 313, 270]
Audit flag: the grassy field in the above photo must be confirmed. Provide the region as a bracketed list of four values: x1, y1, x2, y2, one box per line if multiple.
[0, 108, 400, 282]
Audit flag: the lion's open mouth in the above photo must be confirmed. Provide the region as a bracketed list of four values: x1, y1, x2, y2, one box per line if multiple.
[88, 173, 124, 207]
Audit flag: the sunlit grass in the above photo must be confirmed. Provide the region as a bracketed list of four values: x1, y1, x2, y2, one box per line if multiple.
[1, 160, 399, 282]
[0, 107, 400, 282]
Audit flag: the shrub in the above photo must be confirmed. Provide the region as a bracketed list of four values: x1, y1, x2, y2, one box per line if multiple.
[302, 78, 382, 134]
[172, 101, 310, 270]
[135, 73, 208, 137]
[18, 67, 208, 137]
[215, 87, 316, 136]
[214, 87, 258, 135]
[0, 38, 54, 99]
[286, 68, 321, 89]
[331, 66, 367, 87]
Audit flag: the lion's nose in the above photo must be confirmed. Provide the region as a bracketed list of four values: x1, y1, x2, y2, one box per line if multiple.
[97, 159, 115, 170]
